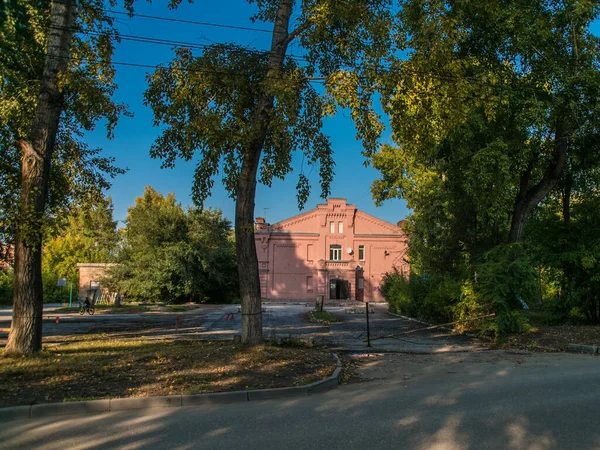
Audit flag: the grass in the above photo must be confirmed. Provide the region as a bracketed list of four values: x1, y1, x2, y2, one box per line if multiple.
[308, 310, 341, 324]
[54, 304, 204, 314]
[0, 338, 336, 408]
[54, 304, 151, 314]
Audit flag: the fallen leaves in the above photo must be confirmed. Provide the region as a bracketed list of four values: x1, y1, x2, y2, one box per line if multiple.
[0, 338, 336, 408]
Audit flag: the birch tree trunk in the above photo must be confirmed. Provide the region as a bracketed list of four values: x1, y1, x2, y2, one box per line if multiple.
[5, 0, 76, 355]
[237, 0, 294, 344]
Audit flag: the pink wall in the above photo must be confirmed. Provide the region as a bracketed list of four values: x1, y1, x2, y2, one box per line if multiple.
[255, 198, 408, 302]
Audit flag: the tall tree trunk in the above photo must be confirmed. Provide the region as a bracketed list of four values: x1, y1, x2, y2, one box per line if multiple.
[5, 0, 76, 356]
[236, 0, 294, 344]
[508, 121, 569, 243]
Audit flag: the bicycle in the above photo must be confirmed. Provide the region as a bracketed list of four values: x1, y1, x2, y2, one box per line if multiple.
[78, 298, 95, 315]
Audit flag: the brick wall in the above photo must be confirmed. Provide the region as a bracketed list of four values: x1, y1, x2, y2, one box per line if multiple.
[76, 263, 116, 300]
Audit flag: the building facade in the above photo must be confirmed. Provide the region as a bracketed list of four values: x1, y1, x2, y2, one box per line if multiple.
[255, 198, 408, 302]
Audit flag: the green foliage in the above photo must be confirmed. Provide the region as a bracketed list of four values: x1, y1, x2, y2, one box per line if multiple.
[382, 244, 537, 341]
[0, 0, 128, 244]
[144, 44, 333, 210]
[0, 270, 13, 305]
[382, 271, 460, 324]
[373, 0, 600, 335]
[107, 186, 238, 304]
[527, 189, 600, 323]
[41, 196, 119, 303]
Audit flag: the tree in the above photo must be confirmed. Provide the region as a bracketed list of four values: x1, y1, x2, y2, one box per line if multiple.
[108, 186, 238, 304]
[2, 0, 129, 355]
[144, 0, 397, 343]
[371, 0, 600, 334]
[42, 196, 119, 301]
[372, 0, 600, 247]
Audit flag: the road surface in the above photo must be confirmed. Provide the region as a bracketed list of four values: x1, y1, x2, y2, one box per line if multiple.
[1, 350, 599, 449]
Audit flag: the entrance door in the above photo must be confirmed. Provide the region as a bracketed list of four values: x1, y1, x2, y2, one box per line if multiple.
[329, 279, 350, 300]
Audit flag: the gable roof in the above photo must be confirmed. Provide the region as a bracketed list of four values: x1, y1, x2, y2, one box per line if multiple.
[354, 210, 403, 235]
[269, 207, 320, 232]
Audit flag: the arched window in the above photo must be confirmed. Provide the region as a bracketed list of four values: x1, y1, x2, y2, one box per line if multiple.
[329, 244, 342, 261]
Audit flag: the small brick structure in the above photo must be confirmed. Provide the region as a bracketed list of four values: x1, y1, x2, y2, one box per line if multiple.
[76, 263, 118, 303]
[0, 244, 14, 270]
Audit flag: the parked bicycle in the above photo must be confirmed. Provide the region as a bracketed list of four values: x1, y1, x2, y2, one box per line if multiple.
[78, 297, 95, 315]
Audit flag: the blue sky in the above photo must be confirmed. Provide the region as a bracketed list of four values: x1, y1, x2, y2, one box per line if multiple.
[86, 0, 409, 227]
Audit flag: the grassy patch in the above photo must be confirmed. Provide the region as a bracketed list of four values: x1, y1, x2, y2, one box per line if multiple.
[308, 310, 341, 324]
[0, 338, 335, 408]
[54, 305, 151, 314]
[162, 305, 201, 313]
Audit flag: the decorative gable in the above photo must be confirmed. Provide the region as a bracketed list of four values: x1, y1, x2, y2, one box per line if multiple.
[354, 211, 402, 235]
[270, 208, 320, 233]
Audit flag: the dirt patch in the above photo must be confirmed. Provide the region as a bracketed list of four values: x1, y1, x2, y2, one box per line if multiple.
[503, 325, 600, 351]
[0, 338, 336, 408]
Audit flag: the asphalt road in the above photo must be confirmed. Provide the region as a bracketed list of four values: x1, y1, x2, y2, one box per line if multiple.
[1, 350, 599, 450]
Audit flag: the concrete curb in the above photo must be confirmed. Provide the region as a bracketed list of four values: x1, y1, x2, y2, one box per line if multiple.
[567, 343, 599, 355]
[0, 353, 342, 422]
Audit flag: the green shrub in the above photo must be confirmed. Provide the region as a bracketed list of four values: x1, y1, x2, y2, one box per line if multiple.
[383, 244, 537, 342]
[382, 271, 460, 323]
[0, 270, 13, 305]
[541, 295, 574, 325]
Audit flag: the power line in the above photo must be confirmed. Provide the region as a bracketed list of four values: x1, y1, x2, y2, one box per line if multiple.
[45, 25, 546, 95]
[45, 53, 325, 82]
[49, 25, 309, 62]
[104, 9, 273, 34]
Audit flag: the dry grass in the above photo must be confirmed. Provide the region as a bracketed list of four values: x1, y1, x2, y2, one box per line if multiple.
[0, 338, 336, 407]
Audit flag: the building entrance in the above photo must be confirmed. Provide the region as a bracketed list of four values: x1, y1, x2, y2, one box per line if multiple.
[329, 278, 350, 300]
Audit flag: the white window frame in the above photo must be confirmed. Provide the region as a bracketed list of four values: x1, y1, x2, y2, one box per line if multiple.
[358, 245, 365, 261]
[338, 221, 343, 234]
[330, 221, 335, 233]
[330, 244, 342, 261]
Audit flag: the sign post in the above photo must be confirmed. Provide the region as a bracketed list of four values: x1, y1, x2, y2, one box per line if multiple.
[57, 278, 67, 305]
[366, 301, 371, 347]
[69, 282, 73, 307]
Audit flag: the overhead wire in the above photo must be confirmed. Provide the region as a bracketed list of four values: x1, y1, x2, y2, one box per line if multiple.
[104, 9, 273, 34]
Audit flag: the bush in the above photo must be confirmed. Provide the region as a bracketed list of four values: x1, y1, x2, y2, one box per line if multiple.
[382, 244, 537, 342]
[381, 270, 460, 324]
[0, 270, 13, 305]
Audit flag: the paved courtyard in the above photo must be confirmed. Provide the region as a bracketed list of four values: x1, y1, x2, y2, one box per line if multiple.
[0, 302, 484, 353]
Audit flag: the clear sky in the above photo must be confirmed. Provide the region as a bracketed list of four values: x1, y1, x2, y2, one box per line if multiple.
[85, 0, 409, 227]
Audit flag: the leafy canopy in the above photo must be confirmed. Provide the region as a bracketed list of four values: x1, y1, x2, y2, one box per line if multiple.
[108, 186, 238, 303]
[144, 0, 400, 209]
[0, 0, 129, 244]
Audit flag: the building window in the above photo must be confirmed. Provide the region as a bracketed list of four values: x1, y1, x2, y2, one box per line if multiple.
[358, 245, 365, 261]
[338, 221, 343, 233]
[330, 244, 342, 261]
[306, 276, 313, 291]
[330, 221, 335, 233]
[307, 244, 314, 262]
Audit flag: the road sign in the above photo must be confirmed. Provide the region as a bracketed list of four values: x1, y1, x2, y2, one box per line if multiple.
[57, 278, 67, 287]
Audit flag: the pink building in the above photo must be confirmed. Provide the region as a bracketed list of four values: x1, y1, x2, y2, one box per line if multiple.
[255, 198, 408, 302]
